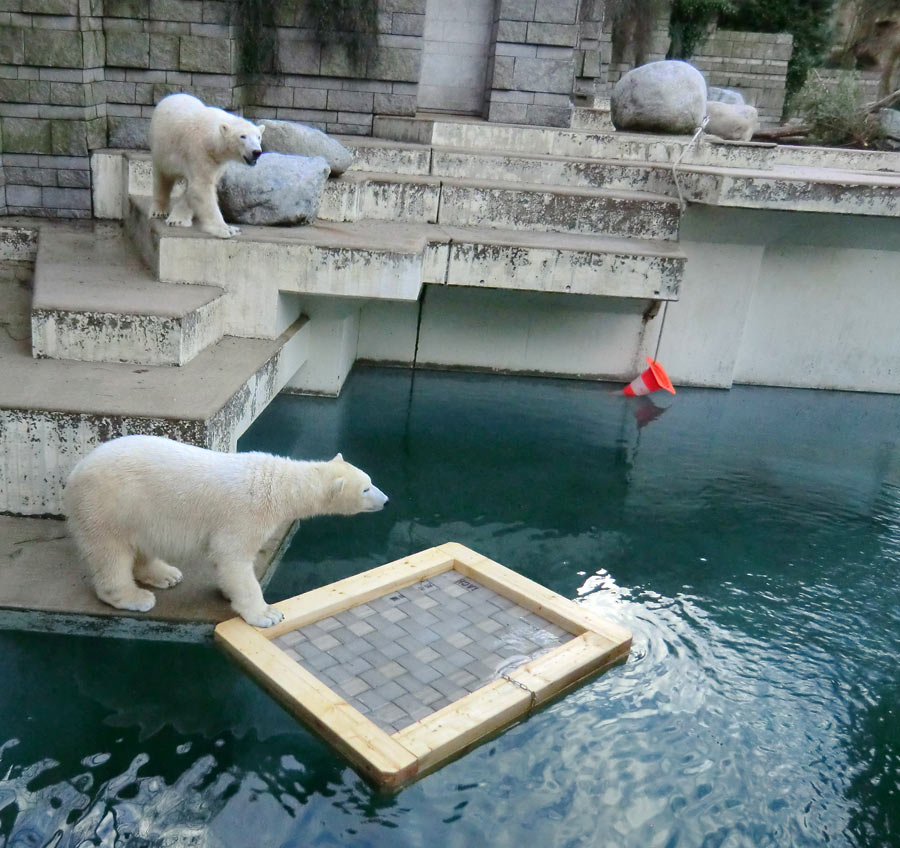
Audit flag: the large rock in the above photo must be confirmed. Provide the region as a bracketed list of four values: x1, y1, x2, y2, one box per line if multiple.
[258, 118, 353, 175]
[611, 60, 707, 135]
[218, 152, 331, 226]
[705, 101, 759, 141]
[708, 86, 745, 105]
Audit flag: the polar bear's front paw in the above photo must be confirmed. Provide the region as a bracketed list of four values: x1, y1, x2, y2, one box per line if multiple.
[99, 587, 157, 613]
[240, 604, 284, 628]
[149, 204, 168, 219]
[205, 223, 240, 239]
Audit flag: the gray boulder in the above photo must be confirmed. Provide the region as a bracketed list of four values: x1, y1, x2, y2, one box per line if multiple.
[218, 152, 331, 226]
[708, 86, 745, 105]
[258, 118, 353, 175]
[705, 101, 759, 141]
[611, 60, 707, 135]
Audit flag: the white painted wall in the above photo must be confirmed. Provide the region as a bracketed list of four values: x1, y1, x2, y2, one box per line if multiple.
[418, 0, 494, 114]
[659, 207, 900, 393]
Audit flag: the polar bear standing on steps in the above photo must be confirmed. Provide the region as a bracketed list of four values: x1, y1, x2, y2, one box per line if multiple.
[148, 93, 264, 239]
[64, 435, 389, 628]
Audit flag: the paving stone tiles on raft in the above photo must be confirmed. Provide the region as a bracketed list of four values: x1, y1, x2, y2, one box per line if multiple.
[273, 569, 572, 733]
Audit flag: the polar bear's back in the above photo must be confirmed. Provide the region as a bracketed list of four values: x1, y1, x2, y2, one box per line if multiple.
[149, 94, 216, 171]
[64, 436, 274, 557]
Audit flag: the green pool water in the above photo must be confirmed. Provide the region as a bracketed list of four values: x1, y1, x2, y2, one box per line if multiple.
[2, 366, 899, 847]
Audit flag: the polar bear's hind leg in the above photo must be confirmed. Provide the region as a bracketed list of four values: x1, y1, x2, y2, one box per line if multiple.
[165, 191, 194, 228]
[86, 539, 157, 612]
[150, 170, 175, 219]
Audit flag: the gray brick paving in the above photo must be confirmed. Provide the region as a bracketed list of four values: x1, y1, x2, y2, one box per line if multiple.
[273, 569, 571, 733]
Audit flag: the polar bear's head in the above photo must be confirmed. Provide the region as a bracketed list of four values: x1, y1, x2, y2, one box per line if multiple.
[221, 117, 264, 166]
[324, 453, 389, 515]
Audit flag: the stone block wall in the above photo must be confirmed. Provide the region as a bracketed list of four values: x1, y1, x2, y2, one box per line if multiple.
[244, 0, 423, 136]
[102, 0, 242, 149]
[0, 0, 105, 217]
[813, 68, 882, 106]
[690, 30, 794, 123]
[0, 0, 423, 217]
[483, 0, 582, 127]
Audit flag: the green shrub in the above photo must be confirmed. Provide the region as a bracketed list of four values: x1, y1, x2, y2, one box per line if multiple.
[718, 0, 837, 99]
[793, 71, 882, 145]
[667, 0, 735, 59]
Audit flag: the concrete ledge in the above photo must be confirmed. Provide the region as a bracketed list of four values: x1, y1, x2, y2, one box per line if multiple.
[321, 171, 680, 239]
[682, 165, 900, 217]
[126, 195, 684, 312]
[31, 221, 227, 365]
[373, 115, 900, 175]
[0, 514, 296, 642]
[1, 309, 310, 514]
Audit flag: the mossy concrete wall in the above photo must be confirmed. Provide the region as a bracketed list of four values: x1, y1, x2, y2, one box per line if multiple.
[0, 0, 427, 217]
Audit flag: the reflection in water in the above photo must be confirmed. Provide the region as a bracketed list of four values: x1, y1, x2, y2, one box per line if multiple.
[2, 368, 900, 847]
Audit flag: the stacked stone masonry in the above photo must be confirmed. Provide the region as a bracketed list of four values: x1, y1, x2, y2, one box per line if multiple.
[484, 0, 584, 128]
[690, 30, 793, 123]
[0, 0, 425, 217]
[3, 0, 799, 217]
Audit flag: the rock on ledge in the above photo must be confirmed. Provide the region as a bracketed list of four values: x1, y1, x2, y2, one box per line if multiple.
[258, 119, 354, 175]
[611, 60, 708, 135]
[218, 153, 331, 226]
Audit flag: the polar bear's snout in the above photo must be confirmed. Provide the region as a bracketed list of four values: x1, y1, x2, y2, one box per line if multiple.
[364, 485, 389, 512]
[244, 148, 262, 165]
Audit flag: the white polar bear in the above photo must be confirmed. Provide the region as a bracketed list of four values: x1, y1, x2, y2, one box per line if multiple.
[148, 93, 264, 239]
[64, 435, 388, 628]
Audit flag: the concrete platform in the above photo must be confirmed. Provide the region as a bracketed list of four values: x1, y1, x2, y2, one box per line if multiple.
[125, 194, 685, 320]
[31, 221, 226, 365]
[0, 513, 296, 641]
[320, 170, 680, 240]
[374, 115, 900, 174]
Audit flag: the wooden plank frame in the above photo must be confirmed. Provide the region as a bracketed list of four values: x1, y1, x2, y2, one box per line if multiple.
[215, 542, 632, 790]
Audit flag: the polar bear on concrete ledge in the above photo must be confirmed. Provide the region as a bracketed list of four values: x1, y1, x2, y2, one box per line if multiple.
[148, 93, 264, 239]
[64, 435, 388, 628]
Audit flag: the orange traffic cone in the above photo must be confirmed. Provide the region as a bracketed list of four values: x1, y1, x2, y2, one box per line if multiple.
[623, 357, 676, 396]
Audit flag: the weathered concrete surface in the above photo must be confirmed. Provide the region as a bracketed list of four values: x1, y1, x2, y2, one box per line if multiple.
[657, 205, 900, 393]
[127, 195, 684, 316]
[681, 164, 900, 217]
[374, 116, 900, 174]
[0, 514, 295, 642]
[1, 252, 310, 515]
[431, 225, 684, 300]
[31, 222, 226, 366]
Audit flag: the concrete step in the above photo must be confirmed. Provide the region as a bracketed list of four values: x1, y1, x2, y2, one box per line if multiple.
[126, 194, 685, 329]
[373, 115, 777, 169]
[320, 171, 680, 241]
[428, 147, 676, 194]
[125, 195, 428, 338]
[31, 221, 226, 366]
[1, 232, 310, 515]
[375, 115, 900, 174]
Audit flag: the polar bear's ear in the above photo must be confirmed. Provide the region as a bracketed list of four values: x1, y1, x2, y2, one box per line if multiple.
[257, 124, 265, 135]
[220, 122, 230, 137]
[332, 452, 343, 462]
[332, 477, 345, 494]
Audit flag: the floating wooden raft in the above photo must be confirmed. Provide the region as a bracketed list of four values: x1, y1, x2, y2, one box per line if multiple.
[215, 542, 632, 789]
